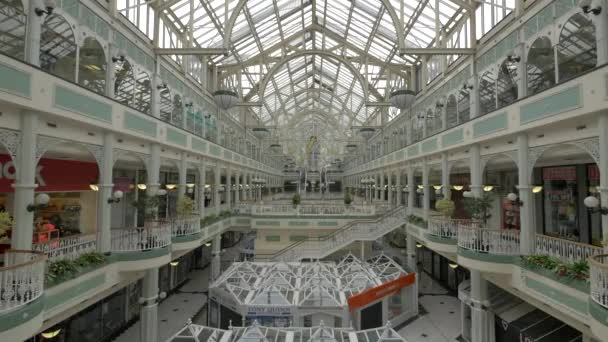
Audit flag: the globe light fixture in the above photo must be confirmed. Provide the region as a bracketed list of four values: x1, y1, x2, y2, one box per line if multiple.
[359, 127, 375, 140]
[212, 89, 239, 110]
[389, 89, 416, 109]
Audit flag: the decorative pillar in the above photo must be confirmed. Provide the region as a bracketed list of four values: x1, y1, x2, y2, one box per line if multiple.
[211, 234, 222, 280]
[407, 167, 415, 214]
[441, 153, 451, 199]
[595, 2, 608, 65]
[470, 144, 482, 197]
[380, 173, 385, 201]
[406, 233, 417, 271]
[140, 268, 161, 342]
[235, 172, 240, 204]
[198, 164, 206, 217]
[97, 132, 114, 254]
[214, 164, 221, 213]
[470, 270, 494, 342]
[396, 172, 402, 205]
[387, 172, 393, 205]
[517, 134, 534, 255]
[599, 112, 608, 252]
[422, 164, 430, 219]
[226, 168, 232, 208]
[25, 3, 42, 65]
[178, 152, 187, 199]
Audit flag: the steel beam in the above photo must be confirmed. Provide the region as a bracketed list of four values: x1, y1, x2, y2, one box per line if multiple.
[153, 48, 228, 56]
[400, 48, 476, 55]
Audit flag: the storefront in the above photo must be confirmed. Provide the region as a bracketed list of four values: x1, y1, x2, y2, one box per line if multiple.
[416, 245, 469, 292]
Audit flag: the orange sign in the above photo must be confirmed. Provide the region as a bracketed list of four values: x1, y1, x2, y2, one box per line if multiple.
[347, 273, 416, 311]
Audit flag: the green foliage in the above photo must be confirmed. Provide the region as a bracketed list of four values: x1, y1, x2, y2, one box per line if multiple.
[131, 194, 160, 220]
[292, 193, 301, 207]
[200, 214, 217, 227]
[176, 197, 195, 216]
[521, 255, 589, 281]
[0, 211, 13, 239]
[46, 252, 107, 284]
[344, 192, 353, 205]
[407, 215, 427, 228]
[435, 199, 455, 217]
[463, 193, 493, 224]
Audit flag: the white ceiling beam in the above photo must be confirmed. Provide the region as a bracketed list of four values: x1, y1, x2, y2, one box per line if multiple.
[401, 48, 476, 55]
[154, 47, 229, 55]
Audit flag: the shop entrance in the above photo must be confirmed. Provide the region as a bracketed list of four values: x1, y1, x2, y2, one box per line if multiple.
[360, 301, 382, 329]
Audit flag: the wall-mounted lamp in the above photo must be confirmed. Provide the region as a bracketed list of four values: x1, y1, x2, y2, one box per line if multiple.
[41, 328, 62, 338]
[507, 192, 523, 206]
[452, 185, 464, 191]
[448, 263, 458, 269]
[137, 184, 147, 190]
[462, 83, 474, 90]
[415, 243, 423, 248]
[483, 185, 494, 192]
[580, 0, 602, 14]
[156, 83, 168, 90]
[165, 184, 177, 190]
[108, 190, 124, 203]
[507, 55, 521, 63]
[111, 55, 125, 63]
[584, 196, 608, 215]
[435, 101, 444, 108]
[89, 184, 99, 191]
[169, 261, 179, 267]
[532, 186, 543, 194]
[35, 0, 55, 16]
[433, 185, 442, 190]
[185, 102, 193, 107]
[204, 242, 212, 247]
[27, 193, 50, 212]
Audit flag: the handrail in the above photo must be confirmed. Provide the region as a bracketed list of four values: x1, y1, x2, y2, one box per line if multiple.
[111, 222, 171, 252]
[589, 254, 608, 310]
[534, 233, 603, 263]
[0, 250, 46, 313]
[428, 217, 480, 239]
[169, 216, 202, 237]
[255, 206, 405, 260]
[457, 226, 520, 255]
[32, 233, 97, 262]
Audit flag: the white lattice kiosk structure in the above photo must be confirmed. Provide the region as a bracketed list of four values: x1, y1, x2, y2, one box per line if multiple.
[208, 254, 418, 330]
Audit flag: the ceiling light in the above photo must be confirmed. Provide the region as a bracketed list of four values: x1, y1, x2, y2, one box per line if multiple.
[41, 329, 62, 338]
[452, 185, 463, 191]
[137, 184, 147, 190]
[89, 184, 99, 191]
[433, 185, 442, 190]
[169, 261, 179, 267]
[483, 185, 494, 192]
[532, 186, 543, 193]
[449, 263, 458, 269]
[213, 90, 239, 110]
[166, 184, 177, 190]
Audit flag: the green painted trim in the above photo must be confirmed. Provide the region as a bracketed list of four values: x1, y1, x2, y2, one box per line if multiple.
[441, 128, 464, 147]
[0, 63, 31, 98]
[317, 221, 339, 226]
[288, 221, 309, 226]
[407, 145, 419, 157]
[520, 85, 582, 124]
[0, 296, 44, 332]
[457, 247, 517, 263]
[166, 128, 187, 146]
[265, 235, 280, 242]
[172, 232, 202, 243]
[54, 86, 112, 122]
[421, 138, 438, 153]
[523, 276, 587, 314]
[192, 138, 207, 152]
[209, 145, 221, 156]
[224, 150, 233, 160]
[236, 218, 251, 224]
[110, 247, 169, 261]
[589, 299, 608, 326]
[45, 273, 106, 310]
[425, 233, 457, 245]
[46, 263, 107, 288]
[519, 261, 589, 293]
[473, 112, 507, 138]
[254, 220, 281, 226]
[289, 235, 308, 242]
[124, 111, 157, 137]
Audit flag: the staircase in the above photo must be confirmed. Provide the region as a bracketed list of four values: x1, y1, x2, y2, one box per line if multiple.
[256, 206, 407, 261]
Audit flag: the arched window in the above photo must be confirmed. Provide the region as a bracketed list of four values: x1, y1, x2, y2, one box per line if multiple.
[497, 58, 518, 108]
[425, 109, 436, 135]
[446, 95, 457, 128]
[78, 37, 106, 95]
[527, 36, 555, 96]
[160, 88, 172, 122]
[557, 13, 597, 82]
[40, 14, 77, 81]
[458, 89, 470, 123]
[114, 58, 135, 106]
[133, 71, 151, 114]
[172, 94, 183, 126]
[0, 0, 26, 60]
[479, 71, 496, 115]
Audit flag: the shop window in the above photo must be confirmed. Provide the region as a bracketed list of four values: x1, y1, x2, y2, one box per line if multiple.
[0, 0, 26, 60]
[446, 95, 457, 128]
[496, 58, 518, 108]
[40, 14, 77, 82]
[557, 13, 597, 82]
[542, 166, 580, 241]
[457, 88, 470, 123]
[479, 71, 496, 115]
[114, 58, 135, 106]
[133, 71, 151, 114]
[527, 36, 555, 96]
[78, 37, 106, 95]
[160, 88, 172, 122]
[172, 94, 184, 126]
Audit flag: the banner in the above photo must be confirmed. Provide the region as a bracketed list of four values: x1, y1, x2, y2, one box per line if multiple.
[0, 154, 99, 192]
[347, 273, 416, 311]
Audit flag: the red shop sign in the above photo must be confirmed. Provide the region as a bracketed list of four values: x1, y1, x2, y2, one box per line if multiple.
[0, 154, 99, 192]
[347, 273, 416, 311]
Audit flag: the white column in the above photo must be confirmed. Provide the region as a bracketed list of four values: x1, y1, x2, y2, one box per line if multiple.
[25, 3, 42, 65]
[178, 152, 187, 199]
[441, 153, 451, 199]
[595, 2, 608, 65]
[599, 112, 608, 252]
[407, 168, 415, 214]
[97, 132, 114, 254]
[235, 172, 240, 204]
[11, 111, 37, 250]
[470, 144, 482, 197]
[387, 172, 393, 205]
[211, 233, 222, 280]
[470, 270, 494, 342]
[380, 173, 385, 201]
[198, 165, 206, 217]
[214, 165, 221, 213]
[226, 168, 232, 208]
[140, 268, 160, 342]
[396, 172, 402, 205]
[422, 165, 430, 219]
[517, 134, 534, 255]
[406, 233, 417, 271]
[148, 144, 161, 219]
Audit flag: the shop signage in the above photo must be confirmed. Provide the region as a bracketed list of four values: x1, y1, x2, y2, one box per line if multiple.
[246, 305, 294, 317]
[347, 273, 416, 311]
[0, 154, 98, 192]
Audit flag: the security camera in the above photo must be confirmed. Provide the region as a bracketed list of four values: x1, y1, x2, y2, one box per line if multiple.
[111, 55, 125, 63]
[579, 0, 602, 14]
[35, 0, 56, 16]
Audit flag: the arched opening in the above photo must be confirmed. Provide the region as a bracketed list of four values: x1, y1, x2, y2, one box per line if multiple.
[446, 95, 457, 128]
[479, 71, 496, 115]
[448, 160, 470, 219]
[0, 0, 26, 60]
[557, 13, 597, 82]
[160, 88, 173, 122]
[78, 37, 106, 95]
[113, 152, 149, 227]
[413, 169, 423, 209]
[114, 58, 135, 106]
[40, 14, 77, 82]
[527, 36, 555, 96]
[429, 166, 442, 211]
[458, 89, 470, 123]
[133, 71, 151, 114]
[171, 94, 184, 126]
[496, 58, 518, 108]
[531, 144, 600, 245]
[482, 154, 519, 229]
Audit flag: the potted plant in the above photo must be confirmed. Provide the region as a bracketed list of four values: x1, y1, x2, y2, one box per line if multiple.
[0, 212, 14, 242]
[344, 192, 353, 206]
[292, 193, 301, 208]
[176, 197, 195, 217]
[131, 194, 160, 221]
[435, 199, 455, 217]
[463, 193, 493, 226]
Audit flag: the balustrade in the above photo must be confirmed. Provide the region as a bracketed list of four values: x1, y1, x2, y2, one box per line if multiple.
[534, 234, 603, 263]
[171, 216, 202, 237]
[111, 222, 171, 252]
[590, 255, 608, 310]
[0, 250, 46, 313]
[457, 226, 520, 255]
[32, 234, 97, 262]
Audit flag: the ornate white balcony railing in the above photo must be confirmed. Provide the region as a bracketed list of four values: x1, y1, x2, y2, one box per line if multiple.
[111, 222, 171, 252]
[534, 234, 603, 263]
[250, 204, 376, 216]
[428, 217, 480, 240]
[590, 254, 608, 310]
[171, 216, 202, 237]
[457, 226, 520, 255]
[264, 207, 406, 261]
[0, 250, 46, 313]
[32, 234, 97, 262]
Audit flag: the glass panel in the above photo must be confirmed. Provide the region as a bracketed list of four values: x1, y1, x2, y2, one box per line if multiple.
[496, 58, 518, 108]
[78, 37, 106, 95]
[458, 89, 470, 123]
[160, 88, 173, 122]
[527, 36, 555, 96]
[479, 72, 496, 115]
[0, 0, 26, 60]
[557, 13, 597, 82]
[114, 59, 135, 106]
[446, 95, 457, 128]
[172, 94, 184, 126]
[134, 71, 152, 114]
[40, 14, 77, 81]
[542, 166, 580, 241]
